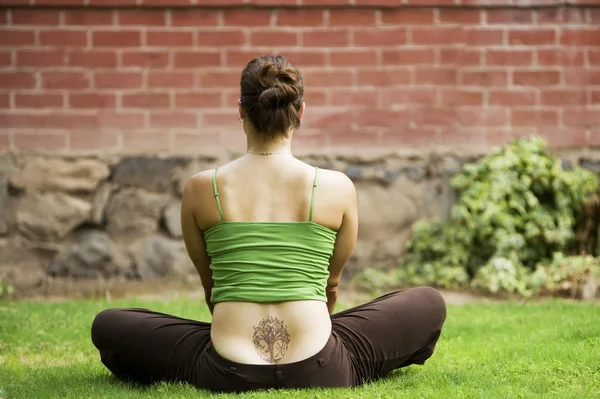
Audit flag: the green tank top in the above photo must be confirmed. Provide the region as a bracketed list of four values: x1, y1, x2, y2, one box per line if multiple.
[204, 167, 338, 304]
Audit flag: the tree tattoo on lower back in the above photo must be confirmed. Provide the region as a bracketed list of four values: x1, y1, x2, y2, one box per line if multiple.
[252, 316, 291, 363]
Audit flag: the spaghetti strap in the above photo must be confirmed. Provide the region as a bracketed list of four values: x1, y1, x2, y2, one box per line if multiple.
[212, 168, 225, 222]
[308, 167, 319, 222]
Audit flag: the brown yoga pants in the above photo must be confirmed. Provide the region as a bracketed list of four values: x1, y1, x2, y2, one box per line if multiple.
[91, 287, 447, 393]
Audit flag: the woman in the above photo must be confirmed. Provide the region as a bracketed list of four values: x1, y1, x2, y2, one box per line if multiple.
[91, 55, 446, 393]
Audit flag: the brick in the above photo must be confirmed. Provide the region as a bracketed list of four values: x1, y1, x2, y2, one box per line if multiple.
[439, 9, 482, 24]
[512, 109, 559, 126]
[203, 111, 240, 127]
[69, 93, 116, 109]
[146, 31, 193, 47]
[461, 70, 508, 86]
[564, 109, 600, 128]
[64, 10, 113, 25]
[198, 30, 245, 47]
[440, 49, 482, 66]
[513, 70, 561, 86]
[198, 71, 241, 89]
[540, 90, 586, 106]
[93, 31, 141, 47]
[326, 131, 379, 148]
[561, 29, 600, 46]
[509, 29, 556, 46]
[121, 51, 169, 68]
[69, 50, 117, 68]
[0, 94, 8, 109]
[16, 50, 66, 67]
[70, 130, 119, 150]
[39, 30, 88, 47]
[380, 129, 439, 148]
[537, 8, 587, 24]
[413, 107, 458, 126]
[487, 50, 533, 66]
[96, 112, 145, 129]
[537, 49, 585, 66]
[291, 133, 328, 151]
[458, 108, 509, 127]
[0, 113, 96, 129]
[171, 10, 219, 27]
[330, 89, 379, 107]
[330, 10, 376, 26]
[303, 71, 354, 88]
[176, 92, 222, 108]
[412, 27, 465, 45]
[121, 132, 170, 153]
[330, 50, 378, 66]
[382, 49, 436, 65]
[225, 50, 269, 67]
[42, 72, 90, 90]
[381, 88, 437, 106]
[15, 93, 64, 108]
[0, 51, 11, 67]
[381, 9, 435, 24]
[353, 28, 407, 46]
[357, 69, 411, 87]
[539, 128, 589, 148]
[11, 9, 60, 25]
[172, 133, 222, 154]
[356, 109, 405, 128]
[591, 90, 600, 105]
[0, 134, 8, 150]
[415, 68, 458, 85]
[118, 10, 166, 26]
[0, 72, 36, 89]
[0, 30, 31, 47]
[122, 93, 170, 109]
[250, 31, 298, 47]
[489, 90, 537, 106]
[173, 51, 221, 68]
[147, 71, 195, 88]
[281, 50, 326, 67]
[302, 89, 327, 106]
[439, 129, 486, 148]
[224, 10, 272, 26]
[565, 69, 600, 85]
[276, 10, 324, 26]
[486, 9, 533, 24]
[303, 29, 349, 47]
[590, 50, 600, 66]
[150, 112, 197, 128]
[440, 89, 484, 106]
[94, 72, 143, 89]
[13, 132, 67, 151]
[465, 29, 504, 46]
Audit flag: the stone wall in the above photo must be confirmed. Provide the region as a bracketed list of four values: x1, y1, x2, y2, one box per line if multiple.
[2, 148, 600, 297]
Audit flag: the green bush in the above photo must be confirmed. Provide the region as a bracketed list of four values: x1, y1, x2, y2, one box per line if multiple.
[392, 136, 598, 296]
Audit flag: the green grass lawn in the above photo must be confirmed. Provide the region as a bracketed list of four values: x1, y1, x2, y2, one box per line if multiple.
[0, 297, 599, 399]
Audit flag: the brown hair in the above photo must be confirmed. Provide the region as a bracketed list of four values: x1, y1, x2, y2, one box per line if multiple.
[239, 55, 304, 140]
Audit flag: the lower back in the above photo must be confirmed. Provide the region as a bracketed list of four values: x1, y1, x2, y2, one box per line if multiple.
[210, 300, 331, 365]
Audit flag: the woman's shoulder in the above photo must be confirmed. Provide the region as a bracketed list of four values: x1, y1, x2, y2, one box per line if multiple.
[313, 167, 356, 198]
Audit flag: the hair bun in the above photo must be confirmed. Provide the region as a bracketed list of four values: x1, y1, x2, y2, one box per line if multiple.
[258, 84, 299, 109]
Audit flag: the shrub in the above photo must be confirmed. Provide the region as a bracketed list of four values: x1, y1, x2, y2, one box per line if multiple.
[392, 136, 598, 296]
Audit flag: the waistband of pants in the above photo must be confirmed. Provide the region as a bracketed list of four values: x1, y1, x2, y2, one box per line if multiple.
[206, 331, 339, 374]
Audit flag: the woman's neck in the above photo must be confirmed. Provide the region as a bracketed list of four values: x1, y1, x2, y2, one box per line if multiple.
[246, 133, 292, 154]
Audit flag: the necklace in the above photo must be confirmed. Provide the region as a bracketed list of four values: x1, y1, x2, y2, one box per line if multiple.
[246, 151, 291, 155]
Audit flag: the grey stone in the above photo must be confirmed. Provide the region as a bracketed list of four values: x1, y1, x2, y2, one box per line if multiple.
[0, 157, 14, 235]
[0, 237, 47, 291]
[561, 159, 573, 171]
[49, 229, 130, 279]
[91, 182, 114, 225]
[16, 193, 92, 241]
[401, 163, 427, 182]
[580, 158, 600, 174]
[129, 235, 194, 280]
[105, 188, 170, 239]
[112, 156, 190, 193]
[173, 158, 219, 196]
[10, 157, 109, 193]
[344, 165, 364, 180]
[163, 200, 182, 238]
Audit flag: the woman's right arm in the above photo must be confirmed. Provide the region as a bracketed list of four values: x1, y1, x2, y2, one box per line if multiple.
[326, 174, 358, 315]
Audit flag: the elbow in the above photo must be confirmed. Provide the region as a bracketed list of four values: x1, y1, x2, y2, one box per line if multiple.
[326, 285, 338, 298]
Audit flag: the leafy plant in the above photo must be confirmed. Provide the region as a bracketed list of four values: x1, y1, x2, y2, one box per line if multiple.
[396, 136, 599, 296]
[0, 280, 15, 298]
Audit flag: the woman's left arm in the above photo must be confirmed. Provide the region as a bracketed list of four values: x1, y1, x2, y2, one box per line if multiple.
[181, 177, 214, 315]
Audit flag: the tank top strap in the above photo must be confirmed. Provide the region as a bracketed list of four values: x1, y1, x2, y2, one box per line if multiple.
[308, 166, 319, 222]
[212, 168, 225, 222]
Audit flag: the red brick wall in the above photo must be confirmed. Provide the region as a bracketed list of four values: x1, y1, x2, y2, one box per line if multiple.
[0, 0, 599, 154]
